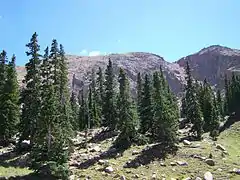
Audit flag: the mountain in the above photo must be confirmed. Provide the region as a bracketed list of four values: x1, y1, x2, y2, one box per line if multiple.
[177, 45, 240, 88]
[16, 45, 240, 95]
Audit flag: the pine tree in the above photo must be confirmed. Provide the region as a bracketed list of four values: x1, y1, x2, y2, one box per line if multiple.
[96, 67, 104, 123]
[20, 32, 42, 144]
[184, 61, 203, 139]
[209, 94, 220, 140]
[224, 74, 230, 115]
[136, 72, 142, 115]
[0, 50, 8, 142]
[115, 68, 138, 148]
[70, 91, 78, 130]
[102, 59, 117, 130]
[78, 90, 89, 130]
[152, 71, 179, 146]
[216, 89, 224, 120]
[0, 53, 20, 143]
[139, 74, 153, 134]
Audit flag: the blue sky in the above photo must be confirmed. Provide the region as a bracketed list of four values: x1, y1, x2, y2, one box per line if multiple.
[0, 0, 239, 65]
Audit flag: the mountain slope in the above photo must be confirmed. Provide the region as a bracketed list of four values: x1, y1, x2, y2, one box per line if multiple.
[176, 45, 240, 88]
[16, 45, 240, 95]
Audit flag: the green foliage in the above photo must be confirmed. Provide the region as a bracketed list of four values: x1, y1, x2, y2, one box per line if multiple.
[20, 32, 42, 144]
[102, 59, 117, 130]
[139, 74, 153, 134]
[0, 53, 20, 142]
[184, 61, 203, 139]
[115, 68, 138, 148]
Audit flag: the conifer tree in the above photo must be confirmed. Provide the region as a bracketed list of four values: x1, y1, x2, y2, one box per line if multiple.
[78, 90, 89, 130]
[152, 71, 179, 146]
[96, 67, 104, 122]
[102, 59, 117, 130]
[224, 74, 230, 115]
[216, 89, 224, 120]
[0, 50, 8, 142]
[115, 68, 138, 148]
[139, 74, 153, 134]
[136, 72, 142, 115]
[184, 61, 203, 139]
[20, 32, 42, 144]
[0, 53, 20, 143]
[70, 91, 78, 130]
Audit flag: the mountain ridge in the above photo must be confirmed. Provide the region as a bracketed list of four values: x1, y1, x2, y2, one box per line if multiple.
[16, 45, 240, 94]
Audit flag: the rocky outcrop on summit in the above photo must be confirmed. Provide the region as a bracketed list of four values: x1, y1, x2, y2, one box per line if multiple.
[176, 45, 240, 89]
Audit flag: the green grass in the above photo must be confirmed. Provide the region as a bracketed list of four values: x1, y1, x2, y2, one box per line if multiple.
[0, 166, 32, 178]
[73, 122, 240, 180]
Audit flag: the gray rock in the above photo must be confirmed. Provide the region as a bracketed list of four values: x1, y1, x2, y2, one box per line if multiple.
[160, 162, 166, 166]
[183, 140, 191, 145]
[89, 145, 101, 152]
[98, 159, 108, 165]
[204, 172, 213, 180]
[183, 178, 191, 180]
[216, 144, 226, 151]
[69, 175, 75, 180]
[170, 162, 177, 166]
[152, 174, 157, 179]
[195, 177, 202, 180]
[132, 150, 139, 155]
[105, 166, 114, 173]
[176, 161, 188, 166]
[120, 175, 126, 180]
[134, 174, 140, 178]
[205, 159, 215, 166]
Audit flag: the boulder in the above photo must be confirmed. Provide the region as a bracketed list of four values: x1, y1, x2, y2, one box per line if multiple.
[183, 178, 191, 180]
[69, 175, 75, 180]
[176, 161, 188, 166]
[120, 175, 126, 180]
[151, 174, 157, 179]
[160, 162, 166, 166]
[183, 140, 191, 145]
[134, 174, 140, 178]
[105, 166, 114, 173]
[205, 159, 215, 166]
[98, 159, 108, 165]
[89, 145, 101, 152]
[229, 168, 240, 175]
[204, 172, 213, 180]
[132, 150, 139, 155]
[216, 144, 226, 151]
[170, 162, 177, 166]
[195, 177, 202, 180]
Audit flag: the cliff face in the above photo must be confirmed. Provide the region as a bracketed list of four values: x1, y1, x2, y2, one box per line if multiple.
[176, 45, 240, 88]
[16, 45, 240, 95]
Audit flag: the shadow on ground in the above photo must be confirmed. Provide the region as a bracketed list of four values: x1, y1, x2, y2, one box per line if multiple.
[88, 129, 118, 144]
[124, 143, 178, 168]
[0, 150, 29, 168]
[0, 173, 56, 180]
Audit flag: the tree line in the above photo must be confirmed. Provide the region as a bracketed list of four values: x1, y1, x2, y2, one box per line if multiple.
[0, 32, 240, 179]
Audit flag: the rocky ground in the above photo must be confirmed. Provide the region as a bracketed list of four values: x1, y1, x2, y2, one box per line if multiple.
[0, 122, 240, 180]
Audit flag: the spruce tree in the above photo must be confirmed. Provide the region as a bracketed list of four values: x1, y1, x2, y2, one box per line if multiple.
[216, 89, 224, 120]
[96, 67, 104, 123]
[115, 68, 138, 148]
[70, 91, 78, 130]
[102, 59, 117, 130]
[184, 62, 203, 139]
[0, 50, 8, 142]
[136, 72, 142, 115]
[152, 71, 179, 146]
[0, 54, 20, 143]
[20, 32, 42, 144]
[139, 74, 153, 134]
[78, 90, 89, 130]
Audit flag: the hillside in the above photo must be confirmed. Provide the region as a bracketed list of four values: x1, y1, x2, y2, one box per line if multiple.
[1, 121, 240, 179]
[16, 45, 240, 95]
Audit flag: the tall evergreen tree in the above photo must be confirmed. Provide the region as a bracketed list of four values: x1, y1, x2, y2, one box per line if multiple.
[78, 90, 89, 130]
[152, 71, 179, 146]
[216, 89, 224, 120]
[184, 61, 203, 139]
[139, 74, 153, 134]
[0, 54, 20, 143]
[102, 59, 117, 130]
[136, 72, 142, 115]
[96, 67, 104, 123]
[70, 91, 78, 130]
[20, 32, 42, 144]
[115, 68, 138, 148]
